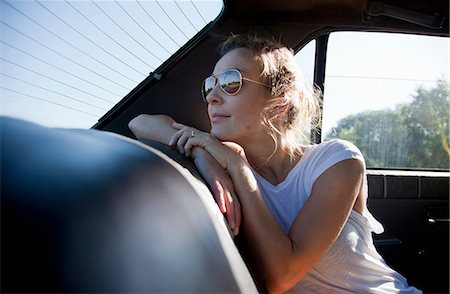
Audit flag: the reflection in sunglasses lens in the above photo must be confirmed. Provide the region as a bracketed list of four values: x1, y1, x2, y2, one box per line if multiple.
[202, 69, 243, 101]
[203, 76, 216, 97]
[220, 70, 241, 94]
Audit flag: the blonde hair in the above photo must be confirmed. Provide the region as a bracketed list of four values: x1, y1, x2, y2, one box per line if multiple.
[219, 34, 322, 160]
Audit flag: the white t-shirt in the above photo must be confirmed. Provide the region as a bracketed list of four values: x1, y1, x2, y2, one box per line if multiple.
[251, 139, 421, 293]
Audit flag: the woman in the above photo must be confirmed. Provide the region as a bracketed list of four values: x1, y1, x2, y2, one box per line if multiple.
[129, 35, 421, 293]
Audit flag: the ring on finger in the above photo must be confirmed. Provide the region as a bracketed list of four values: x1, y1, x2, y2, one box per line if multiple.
[190, 130, 195, 137]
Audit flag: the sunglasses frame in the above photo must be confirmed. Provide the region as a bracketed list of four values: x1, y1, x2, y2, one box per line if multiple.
[201, 68, 270, 102]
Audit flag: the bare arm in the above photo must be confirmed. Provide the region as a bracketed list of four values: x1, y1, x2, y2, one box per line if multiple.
[228, 158, 364, 293]
[128, 114, 176, 145]
[191, 147, 241, 236]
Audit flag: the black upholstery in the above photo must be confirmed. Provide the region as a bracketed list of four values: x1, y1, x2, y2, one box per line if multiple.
[367, 171, 449, 292]
[1, 117, 257, 293]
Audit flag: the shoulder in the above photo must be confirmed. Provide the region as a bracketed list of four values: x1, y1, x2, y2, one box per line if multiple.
[302, 139, 365, 185]
[307, 139, 364, 164]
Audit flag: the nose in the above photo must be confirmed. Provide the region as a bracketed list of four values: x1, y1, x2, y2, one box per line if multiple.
[205, 86, 223, 105]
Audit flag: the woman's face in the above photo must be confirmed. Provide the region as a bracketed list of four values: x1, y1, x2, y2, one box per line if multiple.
[206, 48, 271, 143]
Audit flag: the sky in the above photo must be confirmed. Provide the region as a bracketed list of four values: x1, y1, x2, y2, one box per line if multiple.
[1, 0, 223, 128]
[1, 0, 449, 133]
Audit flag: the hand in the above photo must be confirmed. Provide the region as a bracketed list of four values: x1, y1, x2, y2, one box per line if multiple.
[168, 123, 204, 156]
[191, 147, 241, 236]
[169, 123, 243, 170]
[222, 141, 247, 160]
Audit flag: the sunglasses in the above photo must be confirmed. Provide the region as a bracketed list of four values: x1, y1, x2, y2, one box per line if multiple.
[201, 68, 270, 102]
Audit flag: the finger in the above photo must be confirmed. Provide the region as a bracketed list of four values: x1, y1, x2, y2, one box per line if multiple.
[172, 122, 185, 130]
[232, 197, 241, 236]
[213, 180, 227, 214]
[169, 129, 184, 146]
[224, 189, 236, 232]
[177, 131, 192, 154]
[184, 137, 197, 157]
[185, 132, 208, 157]
[201, 171, 227, 213]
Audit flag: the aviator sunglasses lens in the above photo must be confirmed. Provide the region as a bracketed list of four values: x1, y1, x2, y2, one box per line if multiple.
[219, 69, 242, 95]
[202, 76, 216, 99]
[201, 69, 243, 101]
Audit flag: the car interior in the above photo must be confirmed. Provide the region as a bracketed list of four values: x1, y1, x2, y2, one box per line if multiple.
[2, 0, 449, 293]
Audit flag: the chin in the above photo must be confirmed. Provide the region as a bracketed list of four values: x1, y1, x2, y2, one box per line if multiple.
[210, 127, 232, 141]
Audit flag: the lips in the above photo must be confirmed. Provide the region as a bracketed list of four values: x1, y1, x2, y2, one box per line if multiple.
[210, 112, 230, 122]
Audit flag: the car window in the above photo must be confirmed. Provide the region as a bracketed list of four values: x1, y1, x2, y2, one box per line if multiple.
[0, 0, 223, 128]
[322, 32, 449, 170]
[295, 40, 315, 91]
[294, 40, 316, 144]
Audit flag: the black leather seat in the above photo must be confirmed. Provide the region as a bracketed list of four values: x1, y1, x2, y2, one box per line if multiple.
[1, 117, 257, 293]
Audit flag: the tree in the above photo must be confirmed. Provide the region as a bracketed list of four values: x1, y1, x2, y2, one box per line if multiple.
[326, 80, 449, 170]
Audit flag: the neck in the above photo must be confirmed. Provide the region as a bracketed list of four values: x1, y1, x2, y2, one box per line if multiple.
[239, 135, 301, 186]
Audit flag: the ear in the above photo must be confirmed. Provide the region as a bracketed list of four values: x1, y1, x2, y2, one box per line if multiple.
[269, 97, 288, 118]
[274, 104, 288, 115]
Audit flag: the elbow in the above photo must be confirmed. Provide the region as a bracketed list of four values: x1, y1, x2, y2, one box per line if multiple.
[128, 119, 139, 139]
[128, 114, 141, 130]
[265, 278, 294, 294]
[263, 268, 303, 294]
[264, 255, 310, 294]
[128, 115, 145, 139]
[128, 118, 135, 132]
[265, 282, 285, 294]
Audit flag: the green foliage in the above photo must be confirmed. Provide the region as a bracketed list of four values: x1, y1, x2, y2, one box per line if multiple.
[326, 80, 449, 170]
